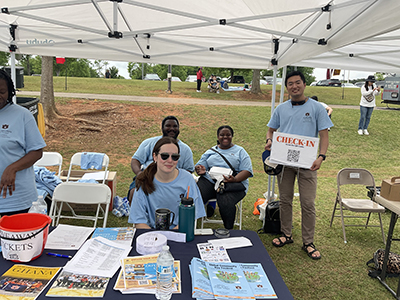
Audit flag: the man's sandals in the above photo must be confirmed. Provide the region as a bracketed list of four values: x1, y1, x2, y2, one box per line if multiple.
[302, 243, 321, 260]
[272, 234, 293, 247]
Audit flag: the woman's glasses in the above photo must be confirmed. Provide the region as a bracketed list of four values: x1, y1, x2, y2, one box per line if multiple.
[159, 153, 180, 161]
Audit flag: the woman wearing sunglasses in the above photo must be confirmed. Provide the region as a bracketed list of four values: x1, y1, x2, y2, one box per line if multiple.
[195, 125, 253, 229]
[128, 136, 206, 229]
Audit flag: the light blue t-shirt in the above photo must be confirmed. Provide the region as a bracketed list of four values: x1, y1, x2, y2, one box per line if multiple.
[0, 103, 46, 213]
[128, 169, 206, 229]
[267, 99, 334, 137]
[195, 145, 253, 192]
[132, 135, 194, 172]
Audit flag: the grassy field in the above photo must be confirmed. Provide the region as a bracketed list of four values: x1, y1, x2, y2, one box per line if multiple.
[21, 76, 400, 300]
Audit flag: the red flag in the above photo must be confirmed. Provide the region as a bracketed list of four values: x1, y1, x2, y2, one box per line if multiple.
[56, 57, 65, 64]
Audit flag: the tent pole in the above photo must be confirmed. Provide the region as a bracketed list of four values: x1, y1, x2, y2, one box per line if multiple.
[11, 52, 16, 104]
[280, 66, 287, 104]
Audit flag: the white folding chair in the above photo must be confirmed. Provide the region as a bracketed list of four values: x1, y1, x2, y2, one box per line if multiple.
[201, 199, 243, 230]
[66, 152, 109, 184]
[330, 168, 386, 244]
[49, 182, 112, 228]
[34, 151, 63, 177]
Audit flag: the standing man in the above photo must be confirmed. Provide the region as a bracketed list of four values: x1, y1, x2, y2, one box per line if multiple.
[127, 116, 194, 202]
[265, 71, 333, 260]
[196, 67, 203, 92]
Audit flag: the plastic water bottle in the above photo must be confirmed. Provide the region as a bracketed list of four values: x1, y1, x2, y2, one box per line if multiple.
[156, 245, 174, 300]
[29, 195, 47, 214]
[112, 208, 123, 217]
[121, 197, 130, 217]
[178, 196, 195, 242]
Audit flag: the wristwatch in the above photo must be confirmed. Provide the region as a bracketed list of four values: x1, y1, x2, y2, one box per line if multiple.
[318, 154, 326, 161]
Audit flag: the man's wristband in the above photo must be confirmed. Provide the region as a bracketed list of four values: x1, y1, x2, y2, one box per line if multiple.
[318, 154, 326, 161]
[266, 138, 272, 143]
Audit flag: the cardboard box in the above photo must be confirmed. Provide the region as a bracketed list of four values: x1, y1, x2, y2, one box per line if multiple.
[381, 177, 400, 201]
[59, 170, 117, 211]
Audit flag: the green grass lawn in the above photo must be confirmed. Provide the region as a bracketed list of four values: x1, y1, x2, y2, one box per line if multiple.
[22, 76, 400, 300]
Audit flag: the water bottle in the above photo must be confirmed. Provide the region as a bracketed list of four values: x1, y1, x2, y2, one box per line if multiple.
[113, 196, 123, 210]
[29, 195, 47, 214]
[156, 245, 174, 300]
[112, 208, 123, 217]
[121, 197, 130, 217]
[178, 196, 195, 242]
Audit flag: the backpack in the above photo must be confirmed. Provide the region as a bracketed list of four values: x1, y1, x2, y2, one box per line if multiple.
[258, 201, 281, 235]
[367, 248, 400, 278]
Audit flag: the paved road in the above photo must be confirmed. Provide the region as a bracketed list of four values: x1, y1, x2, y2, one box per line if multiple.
[17, 90, 386, 110]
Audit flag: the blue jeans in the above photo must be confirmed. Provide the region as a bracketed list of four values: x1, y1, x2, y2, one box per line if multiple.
[358, 106, 374, 130]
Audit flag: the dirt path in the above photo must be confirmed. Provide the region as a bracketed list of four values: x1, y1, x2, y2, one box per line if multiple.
[17, 91, 363, 109]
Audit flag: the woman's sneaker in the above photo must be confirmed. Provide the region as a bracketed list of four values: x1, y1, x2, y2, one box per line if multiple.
[358, 129, 363, 135]
[363, 129, 369, 135]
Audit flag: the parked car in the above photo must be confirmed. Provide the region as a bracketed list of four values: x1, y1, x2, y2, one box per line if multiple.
[310, 81, 317, 86]
[315, 79, 341, 87]
[342, 83, 359, 88]
[143, 73, 161, 81]
[264, 76, 282, 85]
[228, 75, 245, 84]
[163, 77, 182, 82]
[354, 81, 365, 88]
[185, 75, 197, 82]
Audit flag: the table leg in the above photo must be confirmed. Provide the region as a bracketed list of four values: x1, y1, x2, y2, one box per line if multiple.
[378, 212, 399, 299]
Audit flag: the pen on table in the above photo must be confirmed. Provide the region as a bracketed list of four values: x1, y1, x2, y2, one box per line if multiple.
[46, 252, 72, 259]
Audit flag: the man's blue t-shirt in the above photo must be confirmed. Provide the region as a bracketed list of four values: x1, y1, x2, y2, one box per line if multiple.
[267, 99, 334, 137]
[132, 136, 194, 172]
[128, 169, 205, 229]
[0, 103, 46, 212]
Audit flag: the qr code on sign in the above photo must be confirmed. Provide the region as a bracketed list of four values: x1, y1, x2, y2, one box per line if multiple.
[287, 149, 300, 163]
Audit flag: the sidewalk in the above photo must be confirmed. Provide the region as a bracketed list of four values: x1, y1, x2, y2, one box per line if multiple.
[16, 90, 363, 109]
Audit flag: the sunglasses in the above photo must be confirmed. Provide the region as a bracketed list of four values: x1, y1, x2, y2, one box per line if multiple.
[159, 153, 180, 161]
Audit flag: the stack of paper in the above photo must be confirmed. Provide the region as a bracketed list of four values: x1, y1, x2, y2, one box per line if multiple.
[114, 254, 181, 295]
[189, 258, 277, 299]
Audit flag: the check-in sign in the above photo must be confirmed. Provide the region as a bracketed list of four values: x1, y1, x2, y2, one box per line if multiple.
[269, 132, 319, 169]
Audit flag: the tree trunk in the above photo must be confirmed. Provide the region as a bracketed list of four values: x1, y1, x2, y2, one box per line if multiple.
[250, 69, 261, 94]
[41, 56, 59, 122]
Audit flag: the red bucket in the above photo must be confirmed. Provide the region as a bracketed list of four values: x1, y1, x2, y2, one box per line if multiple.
[0, 213, 51, 262]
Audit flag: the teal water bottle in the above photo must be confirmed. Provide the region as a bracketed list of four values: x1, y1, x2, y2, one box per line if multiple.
[178, 196, 195, 242]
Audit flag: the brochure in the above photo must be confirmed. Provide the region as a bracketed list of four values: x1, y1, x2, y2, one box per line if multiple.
[0, 264, 60, 300]
[46, 270, 110, 298]
[197, 242, 231, 263]
[240, 263, 277, 299]
[189, 257, 214, 299]
[91, 227, 136, 245]
[207, 262, 255, 300]
[114, 254, 181, 294]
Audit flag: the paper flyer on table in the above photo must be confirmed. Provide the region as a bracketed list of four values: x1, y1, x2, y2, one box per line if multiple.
[91, 227, 136, 245]
[208, 237, 252, 249]
[46, 270, 110, 298]
[197, 242, 231, 262]
[0, 265, 60, 300]
[45, 224, 95, 250]
[189, 257, 215, 299]
[270, 132, 319, 169]
[240, 263, 277, 299]
[207, 262, 255, 300]
[63, 236, 131, 278]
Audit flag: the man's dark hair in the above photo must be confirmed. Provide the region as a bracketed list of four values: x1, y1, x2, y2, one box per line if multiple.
[161, 116, 179, 129]
[0, 69, 16, 103]
[285, 71, 306, 87]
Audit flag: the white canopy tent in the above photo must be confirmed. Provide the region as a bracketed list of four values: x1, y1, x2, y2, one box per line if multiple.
[1, 0, 400, 71]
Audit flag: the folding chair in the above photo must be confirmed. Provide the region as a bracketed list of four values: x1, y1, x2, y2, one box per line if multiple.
[201, 198, 243, 230]
[34, 151, 63, 177]
[330, 168, 386, 243]
[66, 152, 109, 184]
[49, 182, 111, 227]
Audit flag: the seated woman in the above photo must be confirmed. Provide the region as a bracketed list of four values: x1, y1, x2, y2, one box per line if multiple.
[195, 125, 253, 229]
[128, 136, 206, 229]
